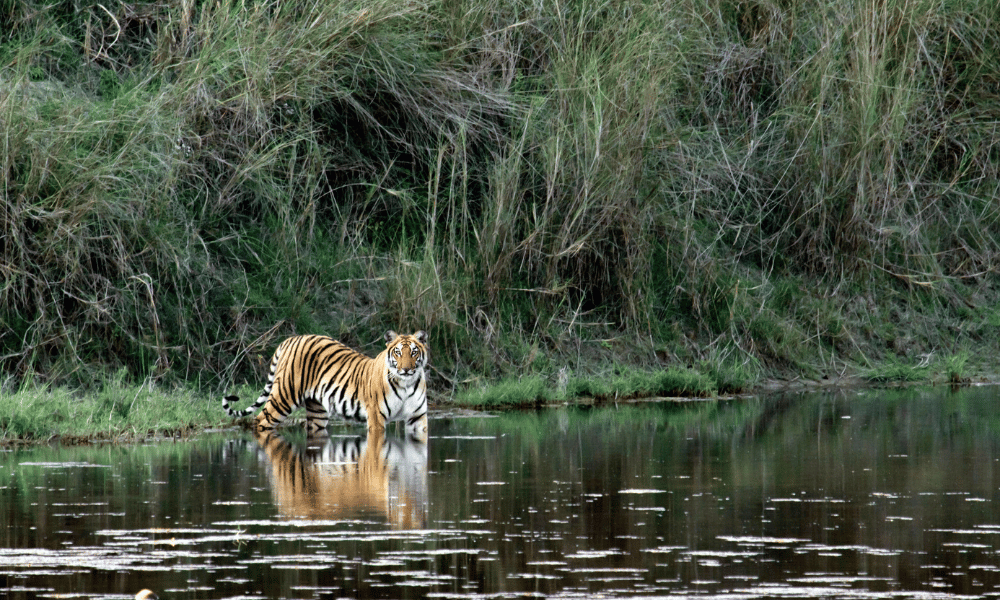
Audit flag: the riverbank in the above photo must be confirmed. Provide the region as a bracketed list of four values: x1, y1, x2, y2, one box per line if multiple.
[0, 374, 220, 446]
[1, 353, 994, 446]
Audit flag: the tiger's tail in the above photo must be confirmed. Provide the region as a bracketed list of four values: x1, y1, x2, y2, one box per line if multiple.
[222, 393, 270, 418]
[222, 343, 282, 418]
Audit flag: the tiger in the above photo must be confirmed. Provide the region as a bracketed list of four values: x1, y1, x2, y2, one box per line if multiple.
[253, 429, 428, 528]
[222, 330, 429, 440]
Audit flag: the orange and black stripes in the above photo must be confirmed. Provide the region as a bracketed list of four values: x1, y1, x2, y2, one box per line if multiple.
[223, 331, 429, 440]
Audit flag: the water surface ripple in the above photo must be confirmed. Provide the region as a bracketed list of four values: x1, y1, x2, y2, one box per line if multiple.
[1, 387, 999, 599]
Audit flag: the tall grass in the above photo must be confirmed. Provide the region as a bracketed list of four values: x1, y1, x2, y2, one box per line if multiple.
[1, 0, 998, 391]
[650, 0, 1000, 374]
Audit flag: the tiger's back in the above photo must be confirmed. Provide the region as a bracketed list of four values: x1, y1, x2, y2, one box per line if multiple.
[223, 331, 428, 440]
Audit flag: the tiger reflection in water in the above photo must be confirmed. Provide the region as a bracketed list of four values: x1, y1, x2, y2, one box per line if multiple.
[253, 429, 428, 529]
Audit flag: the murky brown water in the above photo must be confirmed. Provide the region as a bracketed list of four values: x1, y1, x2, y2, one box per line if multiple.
[1, 386, 1000, 599]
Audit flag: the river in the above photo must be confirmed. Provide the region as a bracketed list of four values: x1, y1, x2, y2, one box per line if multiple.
[1, 386, 998, 599]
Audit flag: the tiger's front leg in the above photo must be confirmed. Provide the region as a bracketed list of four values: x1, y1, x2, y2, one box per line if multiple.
[406, 414, 428, 443]
[364, 403, 387, 439]
[304, 397, 330, 437]
[365, 423, 387, 442]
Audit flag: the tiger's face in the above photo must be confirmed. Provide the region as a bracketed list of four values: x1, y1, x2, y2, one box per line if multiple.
[384, 330, 428, 382]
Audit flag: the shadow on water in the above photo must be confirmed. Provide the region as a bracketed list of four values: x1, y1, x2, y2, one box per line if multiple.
[0, 386, 999, 598]
[253, 430, 428, 528]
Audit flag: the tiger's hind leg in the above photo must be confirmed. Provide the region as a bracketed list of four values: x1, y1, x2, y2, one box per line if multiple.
[252, 378, 299, 431]
[304, 397, 330, 437]
[222, 388, 271, 419]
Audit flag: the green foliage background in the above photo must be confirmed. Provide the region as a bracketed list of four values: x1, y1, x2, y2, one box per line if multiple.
[1, 0, 998, 394]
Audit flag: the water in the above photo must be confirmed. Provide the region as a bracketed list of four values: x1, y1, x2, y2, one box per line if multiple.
[1, 386, 999, 599]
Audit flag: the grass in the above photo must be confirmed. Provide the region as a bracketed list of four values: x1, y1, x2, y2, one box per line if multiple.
[860, 349, 982, 386]
[455, 366, 717, 408]
[566, 367, 718, 401]
[455, 375, 555, 408]
[1, 0, 999, 399]
[0, 372, 221, 443]
[943, 352, 970, 385]
[863, 360, 931, 384]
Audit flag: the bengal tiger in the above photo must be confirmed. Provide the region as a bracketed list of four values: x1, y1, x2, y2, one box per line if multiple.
[222, 330, 429, 440]
[253, 429, 428, 528]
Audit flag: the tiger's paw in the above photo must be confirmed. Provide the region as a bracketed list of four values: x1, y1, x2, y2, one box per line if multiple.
[366, 423, 387, 440]
[407, 415, 428, 443]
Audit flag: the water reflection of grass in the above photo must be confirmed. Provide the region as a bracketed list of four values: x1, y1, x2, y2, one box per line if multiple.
[459, 385, 1000, 450]
[457, 399, 757, 444]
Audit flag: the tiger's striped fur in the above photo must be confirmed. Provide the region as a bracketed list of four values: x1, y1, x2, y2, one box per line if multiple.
[222, 331, 428, 440]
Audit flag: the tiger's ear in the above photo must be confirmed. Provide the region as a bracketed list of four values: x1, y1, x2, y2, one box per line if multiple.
[384, 330, 399, 346]
[414, 330, 428, 344]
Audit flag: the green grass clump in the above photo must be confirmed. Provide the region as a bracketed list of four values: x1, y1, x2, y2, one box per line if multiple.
[943, 352, 969, 384]
[457, 366, 716, 408]
[0, 374, 220, 443]
[569, 368, 716, 400]
[455, 376, 555, 408]
[863, 359, 930, 384]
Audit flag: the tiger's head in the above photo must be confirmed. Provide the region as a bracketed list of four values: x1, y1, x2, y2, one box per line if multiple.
[384, 330, 428, 383]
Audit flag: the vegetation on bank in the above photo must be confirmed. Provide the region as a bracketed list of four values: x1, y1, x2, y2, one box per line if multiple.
[0, 371, 218, 443]
[1, 0, 999, 408]
[455, 367, 715, 408]
[0, 351, 977, 442]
